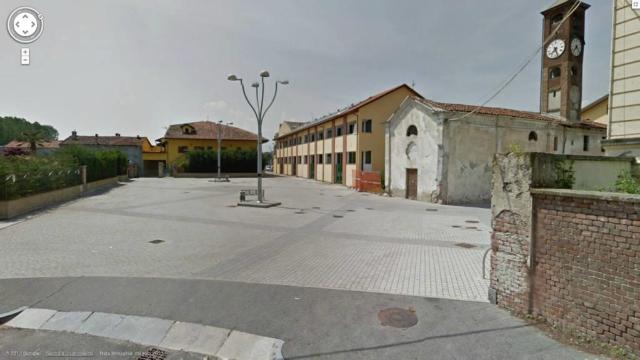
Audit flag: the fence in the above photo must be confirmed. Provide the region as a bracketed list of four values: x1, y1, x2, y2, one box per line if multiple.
[353, 170, 382, 193]
[1, 167, 82, 201]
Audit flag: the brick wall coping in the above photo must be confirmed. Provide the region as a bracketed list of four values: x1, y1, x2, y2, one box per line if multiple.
[531, 188, 640, 203]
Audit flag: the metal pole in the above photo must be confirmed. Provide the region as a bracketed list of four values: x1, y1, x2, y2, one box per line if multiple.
[257, 116, 263, 203]
[217, 122, 222, 180]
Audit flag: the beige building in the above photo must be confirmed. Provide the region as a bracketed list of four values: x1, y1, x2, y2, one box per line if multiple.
[385, 97, 606, 204]
[582, 95, 609, 125]
[602, 0, 640, 157]
[273, 84, 420, 187]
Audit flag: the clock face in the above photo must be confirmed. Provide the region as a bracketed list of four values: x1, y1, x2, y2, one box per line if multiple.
[546, 39, 565, 59]
[571, 38, 582, 56]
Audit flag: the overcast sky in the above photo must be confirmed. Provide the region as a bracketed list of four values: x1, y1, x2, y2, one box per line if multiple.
[0, 0, 612, 146]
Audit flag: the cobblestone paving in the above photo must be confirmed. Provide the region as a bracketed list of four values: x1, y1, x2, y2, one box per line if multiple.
[0, 177, 491, 302]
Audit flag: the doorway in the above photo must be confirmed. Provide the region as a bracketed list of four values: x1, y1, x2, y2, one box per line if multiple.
[309, 155, 315, 179]
[406, 168, 417, 200]
[335, 153, 343, 184]
[292, 157, 297, 176]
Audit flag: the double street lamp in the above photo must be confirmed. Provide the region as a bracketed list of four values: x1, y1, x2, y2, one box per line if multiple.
[227, 70, 288, 204]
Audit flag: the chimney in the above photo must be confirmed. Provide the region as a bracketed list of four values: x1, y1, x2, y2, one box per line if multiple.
[71, 130, 77, 140]
[115, 133, 121, 137]
[95, 134, 99, 137]
[136, 135, 141, 139]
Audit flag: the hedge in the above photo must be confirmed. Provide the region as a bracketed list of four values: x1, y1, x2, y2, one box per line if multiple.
[0, 146, 128, 201]
[185, 148, 268, 173]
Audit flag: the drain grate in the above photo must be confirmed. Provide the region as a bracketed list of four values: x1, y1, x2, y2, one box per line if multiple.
[455, 242, 477, 249]
[226, 205, 237, 208]
[366, 207, 375, 210]
[465, 226, 478, 230]
[333, 214, 344, 218]
[346, 209, 356, 212]
[137, 348, 168, 360]
[465, 220, 480, 224]
[312, 206, 321, 210]
[452, 225, 462, 228]
[426, 208, 438, 212]
[149, 239, 165, 244]
[378, 308, 418, 329]
[295, 210, 305, 214]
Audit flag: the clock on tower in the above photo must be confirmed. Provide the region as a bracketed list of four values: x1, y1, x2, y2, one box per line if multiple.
[540, 0, 590, 122]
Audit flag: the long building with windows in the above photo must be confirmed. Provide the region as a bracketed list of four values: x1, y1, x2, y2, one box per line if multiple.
[272, 84, 421, 187]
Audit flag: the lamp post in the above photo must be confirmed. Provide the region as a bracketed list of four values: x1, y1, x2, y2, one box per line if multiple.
[227, 71, 288, 204]
[216, 120, 233, 181]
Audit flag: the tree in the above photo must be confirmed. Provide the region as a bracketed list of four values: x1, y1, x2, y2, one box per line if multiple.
[18, 129, 50, 154]
[0, 117, 58, 145]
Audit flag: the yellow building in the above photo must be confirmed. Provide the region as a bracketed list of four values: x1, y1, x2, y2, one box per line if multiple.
[145, 121, 262, 174]
[581, 95, 609, 125]
[273, 84, 421, 188]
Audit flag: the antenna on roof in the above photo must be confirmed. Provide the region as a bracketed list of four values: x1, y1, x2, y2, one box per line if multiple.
[411, 81, 416, 88]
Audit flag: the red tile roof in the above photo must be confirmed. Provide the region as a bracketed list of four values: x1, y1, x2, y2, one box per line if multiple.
[5, 140, 60, 149]
[414, 97, 606, 130]
[61, 135, 146, 146]
[162, 121, 264, 142]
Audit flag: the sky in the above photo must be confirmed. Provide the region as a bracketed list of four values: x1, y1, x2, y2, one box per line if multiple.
[0, 0, 612, 147]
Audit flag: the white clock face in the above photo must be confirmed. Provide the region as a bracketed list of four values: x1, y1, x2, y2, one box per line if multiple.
[546, 39, 565, 59]
[571, 38, 582, 56]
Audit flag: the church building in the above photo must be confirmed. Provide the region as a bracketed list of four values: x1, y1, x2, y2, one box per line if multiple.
[385, 0, 606, 204]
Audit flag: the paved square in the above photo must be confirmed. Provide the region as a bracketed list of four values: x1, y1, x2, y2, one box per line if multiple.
[0, 177, 491, 302]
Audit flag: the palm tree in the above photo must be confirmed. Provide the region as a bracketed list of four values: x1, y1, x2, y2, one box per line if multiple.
[18, 129, 48, 155]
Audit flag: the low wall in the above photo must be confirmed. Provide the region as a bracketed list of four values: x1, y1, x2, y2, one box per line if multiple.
[0, 176, 121, 220]
[531, 189, 640, 353]
[491, 153, 640, 355]
[174, 173, 275, 178]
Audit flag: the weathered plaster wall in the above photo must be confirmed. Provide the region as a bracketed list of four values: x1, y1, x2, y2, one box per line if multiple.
[386, 103, 443, 201]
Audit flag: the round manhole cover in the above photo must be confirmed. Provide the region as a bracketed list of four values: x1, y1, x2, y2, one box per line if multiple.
[378, 308, 417, 329]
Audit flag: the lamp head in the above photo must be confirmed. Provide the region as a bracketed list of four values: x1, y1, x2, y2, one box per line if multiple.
[251, 82, 259, 88]
[278, 80, 289, 85]
[227, 74, 239, 81]
[259, 70, 270, 78]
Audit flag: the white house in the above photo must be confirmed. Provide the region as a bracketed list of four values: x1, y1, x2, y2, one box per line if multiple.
[384, 96, 606, 205]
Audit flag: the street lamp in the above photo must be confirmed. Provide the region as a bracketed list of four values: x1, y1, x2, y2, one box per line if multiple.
[214, 120, 233, 182]
[228, 70, 288, 205]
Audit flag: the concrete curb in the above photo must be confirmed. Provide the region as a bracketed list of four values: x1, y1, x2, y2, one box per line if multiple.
[3, 308, 284, 360]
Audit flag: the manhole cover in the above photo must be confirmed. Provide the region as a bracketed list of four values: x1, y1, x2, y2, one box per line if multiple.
[312, 206, 321, 210]
[226, 205, 237, 208]
[333, 214, 344, 218]
[465, 220, 480, 224]
[452, 225, 462, 228]
[149, 239, 165, 244]
[455, 242, 477, 249]
[366, 208, 375, 210]
[465, 226, 478, 230]
[137, 348, 168, 360]
[295, 210, 305, 214]
[378, 308, 417, 329]
[426, 208, 438, 212]
[346, 209, 356, 212]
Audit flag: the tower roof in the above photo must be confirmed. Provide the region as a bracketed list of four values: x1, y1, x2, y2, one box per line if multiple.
[542, 0, 590, 14]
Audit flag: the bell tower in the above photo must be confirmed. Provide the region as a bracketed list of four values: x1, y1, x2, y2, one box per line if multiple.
[540, 0, 590, 122]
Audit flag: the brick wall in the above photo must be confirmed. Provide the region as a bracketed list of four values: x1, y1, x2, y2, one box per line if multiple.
[532, 192, 640, 353]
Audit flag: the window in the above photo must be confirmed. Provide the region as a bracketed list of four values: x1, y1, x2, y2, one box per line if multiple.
[571, 66, 578, 77]
[318, 154, 323, 164]
[326, 153, 332, 164]
[364, 151, 372, 164]
[336, 126, 343, 137]
[551, 13, 563, 27]
[362, 119, 372, 133]
[326, 129, 333, 138]
[553, 136, 558, 151]
[221, 147, 227, 151]
[206, 146, 213, 151]
[311, 133, 315, 142]
[304, 155, 308, 164]
[348, 122, 356, 134]
[549, 67, 561, 79]
[406, 125, 418, 136]
[528, 131, 538, 142]
[318, 131, 324, 140]
[194, 146, 204, 151]
[304, 135, 309, 143]
[583, 136, 589, 151]
[178, 146, 188, 153]
[298, 156, 302, 164]
[348, 151, 356, 164]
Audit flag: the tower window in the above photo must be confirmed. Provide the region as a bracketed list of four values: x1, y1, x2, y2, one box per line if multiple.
[549, 67, 561, 79]
[553, 136, 559, 151]
[571, 66, 578, 77]
[529, 131, 538, 142]
[551, 14, 564, 28]
[406, 125, 418, 137]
